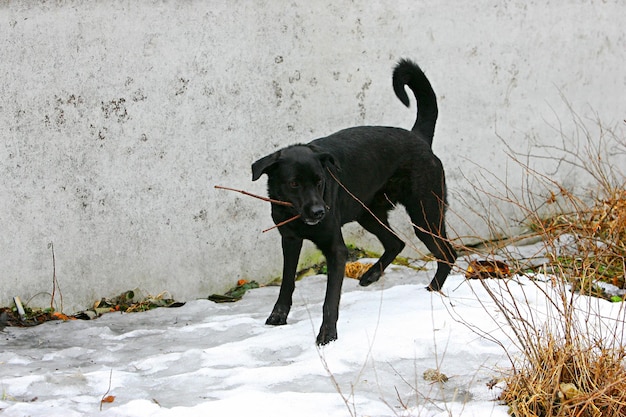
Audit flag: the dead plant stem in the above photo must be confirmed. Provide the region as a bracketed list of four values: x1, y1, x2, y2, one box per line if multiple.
[214, 185, 293, 207]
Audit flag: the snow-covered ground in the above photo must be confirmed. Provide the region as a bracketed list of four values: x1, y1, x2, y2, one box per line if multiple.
[1, 255, 624, 417]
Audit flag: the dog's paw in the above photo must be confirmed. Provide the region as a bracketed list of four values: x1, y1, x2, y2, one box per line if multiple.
[265, 304, 290, 326]
[265, 312, 287, 326]
[316, 325, 337, 346]
[359, 270, 381, 287]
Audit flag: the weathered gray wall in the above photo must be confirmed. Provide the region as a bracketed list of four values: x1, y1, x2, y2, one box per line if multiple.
[1, 1, 624, 312]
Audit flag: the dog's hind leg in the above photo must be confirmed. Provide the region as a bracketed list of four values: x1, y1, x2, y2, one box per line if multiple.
[406, 196, 456, 291]
[356, 209, 406, 287]
[266, 236, 303, 326]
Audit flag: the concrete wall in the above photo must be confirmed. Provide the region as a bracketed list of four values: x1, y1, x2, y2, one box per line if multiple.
[1, 1, 624, 312]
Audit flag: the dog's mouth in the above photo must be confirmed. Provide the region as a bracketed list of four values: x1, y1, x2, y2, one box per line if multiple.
[300, 203, 327, 226]
[303, 218, 322, 226]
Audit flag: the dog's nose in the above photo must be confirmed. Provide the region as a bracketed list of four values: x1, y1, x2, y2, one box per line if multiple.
[311, 205, 326, 220]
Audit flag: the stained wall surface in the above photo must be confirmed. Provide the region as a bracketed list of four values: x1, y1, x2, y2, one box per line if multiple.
[1, 1, 624, 311]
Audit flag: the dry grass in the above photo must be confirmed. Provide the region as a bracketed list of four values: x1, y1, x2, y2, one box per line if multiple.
[497, 187, 626, 416]
[502, 334, 626, 417]
[454, 113, 626, 416]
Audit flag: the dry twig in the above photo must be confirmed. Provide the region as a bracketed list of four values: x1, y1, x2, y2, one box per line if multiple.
[215, 185, 301, 232]
[214, 185, 293, 207]
[262, 214, 302, 233]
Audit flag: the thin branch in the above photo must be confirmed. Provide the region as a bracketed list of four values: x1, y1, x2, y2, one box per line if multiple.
[99, 369, 113, 411]
[214, 185, 293, 207]
[49, 242, 62, 312]
[262, 214, 301, 233]
[215, 185, 300, 232]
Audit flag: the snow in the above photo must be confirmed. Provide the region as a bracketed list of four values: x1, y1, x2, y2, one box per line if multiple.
[1, 256, 624, 417]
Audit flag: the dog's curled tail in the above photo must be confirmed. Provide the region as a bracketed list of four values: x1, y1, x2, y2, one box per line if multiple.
[392, 58, 438, 146]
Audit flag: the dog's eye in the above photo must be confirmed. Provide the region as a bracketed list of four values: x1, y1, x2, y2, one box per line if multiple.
[289, 181, 299, 188]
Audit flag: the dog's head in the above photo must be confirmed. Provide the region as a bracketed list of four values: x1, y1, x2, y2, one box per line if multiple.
[252, 145, 339, 226]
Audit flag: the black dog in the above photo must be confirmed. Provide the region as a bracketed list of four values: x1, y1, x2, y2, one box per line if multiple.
[252, 59, 456, 345]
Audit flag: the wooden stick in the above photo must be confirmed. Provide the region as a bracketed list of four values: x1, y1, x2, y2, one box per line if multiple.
[215, 184, 300, 232]
[214, 185, 293, 207]
[262, 214, 301, 233]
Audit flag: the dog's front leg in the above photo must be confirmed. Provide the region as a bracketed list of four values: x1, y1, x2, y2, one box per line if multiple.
[316, 240, 348, 345]
[266, 236, 303, 326]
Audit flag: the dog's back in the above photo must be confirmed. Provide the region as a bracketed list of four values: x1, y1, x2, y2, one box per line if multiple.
[311, 125, 436, 198]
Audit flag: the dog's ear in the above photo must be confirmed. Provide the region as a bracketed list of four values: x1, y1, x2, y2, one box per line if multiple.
[308, 145, 341, 173]
[251, 151, 280, 181]
[318, 152, 340, 173]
